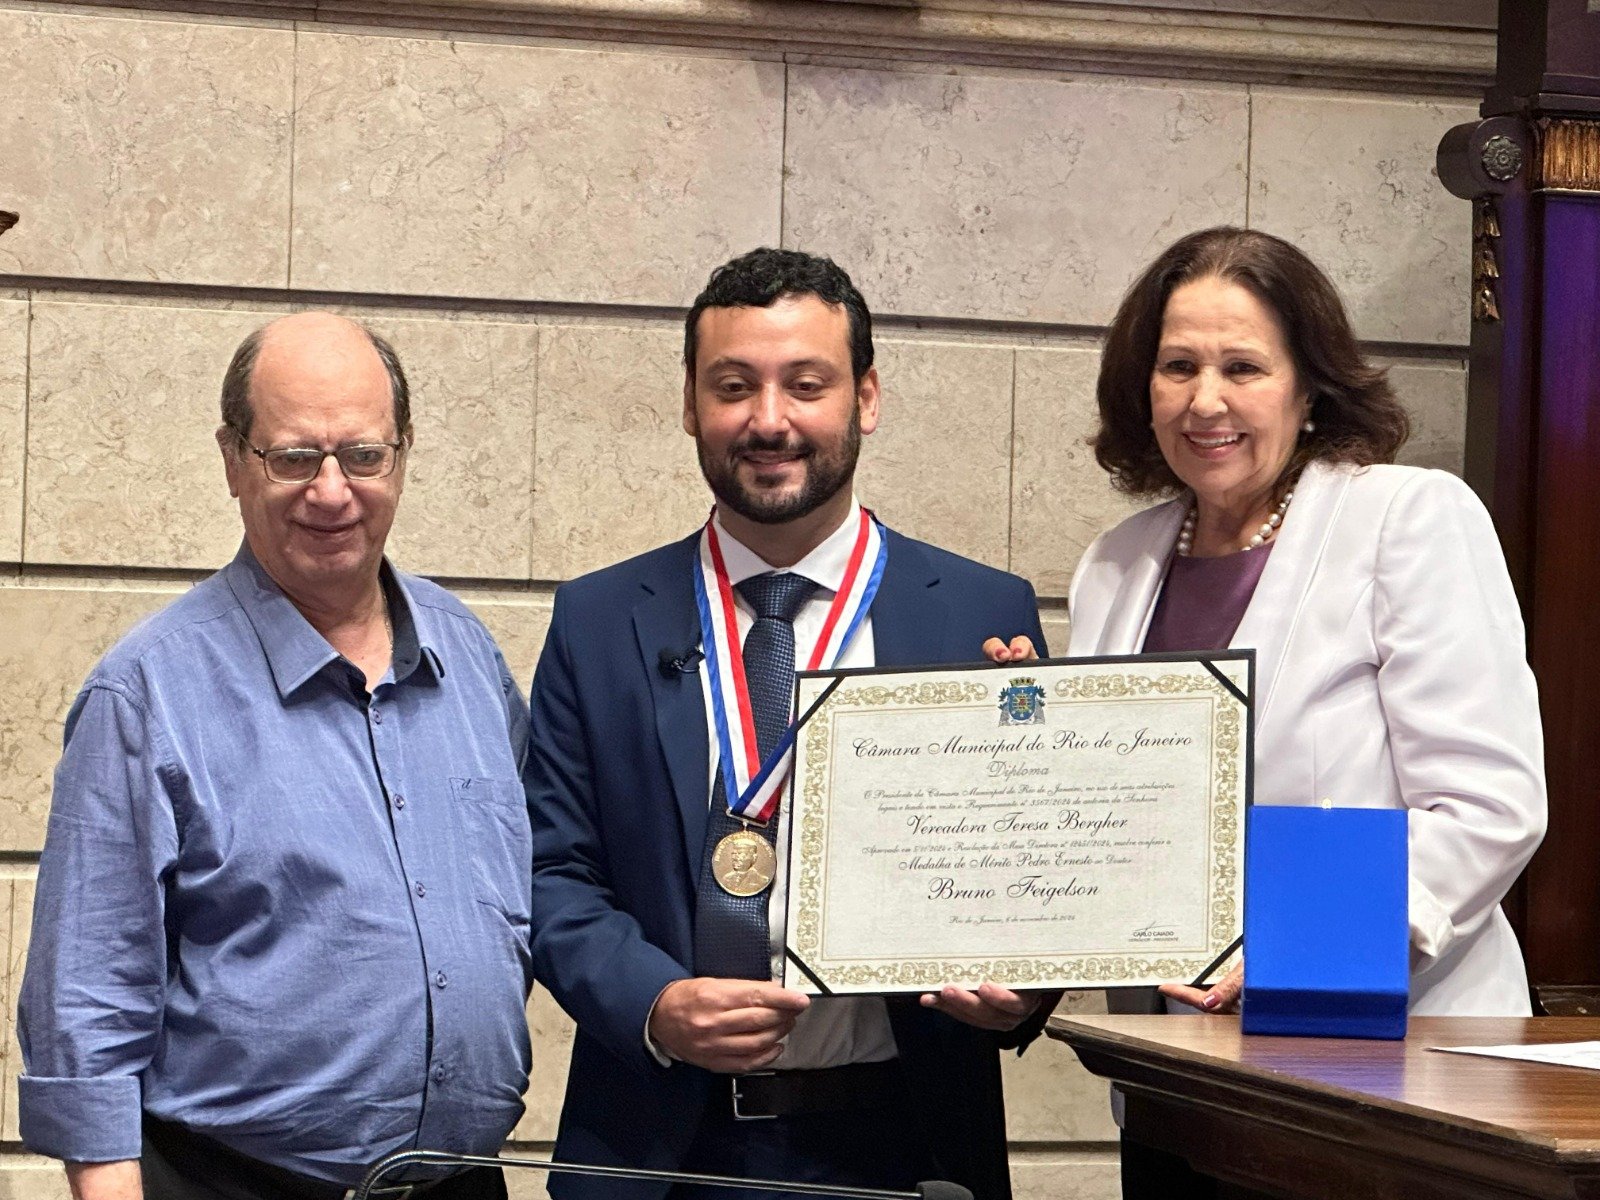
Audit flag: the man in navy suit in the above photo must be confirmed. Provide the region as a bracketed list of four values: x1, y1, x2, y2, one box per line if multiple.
[527, 248, 1049, 1200]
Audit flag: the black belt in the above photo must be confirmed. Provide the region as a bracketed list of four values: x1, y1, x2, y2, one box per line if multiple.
[729, 1060, 904, 1121]
[142, 1115, 458, 1200]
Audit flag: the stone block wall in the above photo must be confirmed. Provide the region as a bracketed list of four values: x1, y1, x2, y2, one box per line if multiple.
[0, 1, 1493, 1194]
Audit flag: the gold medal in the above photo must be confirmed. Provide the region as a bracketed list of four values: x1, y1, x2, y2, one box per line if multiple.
[712, 827, 776, 897]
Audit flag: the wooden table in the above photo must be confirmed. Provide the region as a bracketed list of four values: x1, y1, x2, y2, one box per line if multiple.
[1048, 1014, 1600, 1200]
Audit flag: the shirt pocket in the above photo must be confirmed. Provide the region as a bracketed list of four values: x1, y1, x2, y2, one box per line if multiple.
[451, 776, 533, 926]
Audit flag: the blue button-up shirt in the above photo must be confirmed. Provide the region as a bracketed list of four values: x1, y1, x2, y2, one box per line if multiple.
[18, 544, 533, 1185]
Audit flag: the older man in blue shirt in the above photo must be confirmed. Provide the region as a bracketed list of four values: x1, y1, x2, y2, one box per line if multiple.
[18, 313, 532, 1200]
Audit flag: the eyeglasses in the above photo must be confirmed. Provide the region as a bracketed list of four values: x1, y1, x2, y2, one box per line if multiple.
[234, 432, 407, 484]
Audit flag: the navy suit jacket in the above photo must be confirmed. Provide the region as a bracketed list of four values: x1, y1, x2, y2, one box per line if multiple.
[526, 527, 1049, 1200]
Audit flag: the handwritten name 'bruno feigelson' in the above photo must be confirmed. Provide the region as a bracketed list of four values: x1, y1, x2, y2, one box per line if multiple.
[928, 875, 1100, 905]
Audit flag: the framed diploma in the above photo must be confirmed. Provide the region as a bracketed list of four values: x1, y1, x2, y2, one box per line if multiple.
[781, 652, 1251, 995]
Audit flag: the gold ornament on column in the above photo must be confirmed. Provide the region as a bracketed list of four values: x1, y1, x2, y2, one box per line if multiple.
[1472, 198, 1502, 324]
[1539, 118, 1600, 192]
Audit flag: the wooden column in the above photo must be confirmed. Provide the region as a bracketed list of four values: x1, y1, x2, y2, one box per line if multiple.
[1438, 0, 1600, 1006]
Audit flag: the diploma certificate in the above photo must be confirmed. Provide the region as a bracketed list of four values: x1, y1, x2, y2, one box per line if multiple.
[781, 652, 1251, 995]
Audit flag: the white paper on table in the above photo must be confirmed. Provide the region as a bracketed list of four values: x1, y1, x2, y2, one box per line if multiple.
[1430, 1042, 1600, 1070]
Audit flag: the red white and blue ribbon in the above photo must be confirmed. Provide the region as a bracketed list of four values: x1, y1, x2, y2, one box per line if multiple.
[693, 505, 887, 825]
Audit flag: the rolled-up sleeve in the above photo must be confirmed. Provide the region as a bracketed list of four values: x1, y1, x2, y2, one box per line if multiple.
[18, 683, 180, 1162]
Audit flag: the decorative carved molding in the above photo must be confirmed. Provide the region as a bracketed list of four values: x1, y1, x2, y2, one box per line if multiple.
[1471, 199, 1500, 323]
[1481, 134, 1524, 182]
[1080, 0, 1493, 24]
[1437, 117, 1521, 326]
[1437, 115, 1529, 200]
[1540, 118, 1600, 192]
[36, 0, 1495, 93]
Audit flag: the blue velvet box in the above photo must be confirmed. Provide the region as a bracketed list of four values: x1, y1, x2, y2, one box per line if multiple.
[1241, 805, 1409, 1039]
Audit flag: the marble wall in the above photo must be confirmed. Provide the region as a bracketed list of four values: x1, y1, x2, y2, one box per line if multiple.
[0, 1, 1480, 1196]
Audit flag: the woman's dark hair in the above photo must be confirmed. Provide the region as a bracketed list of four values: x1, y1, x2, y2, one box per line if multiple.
[1092, 226, 1409, 497]
[684, 247, 874, 382]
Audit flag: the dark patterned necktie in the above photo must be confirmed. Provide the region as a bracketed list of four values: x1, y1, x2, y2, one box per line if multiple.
[692, 572, 819, 980]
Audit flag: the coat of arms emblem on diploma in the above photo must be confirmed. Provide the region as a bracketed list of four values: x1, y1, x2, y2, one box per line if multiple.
[997, 676, 1047, 726]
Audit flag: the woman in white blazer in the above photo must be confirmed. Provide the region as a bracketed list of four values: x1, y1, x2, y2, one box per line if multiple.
[1059, 227, 1546, 1197]
[1074, 458, 1544, 1012]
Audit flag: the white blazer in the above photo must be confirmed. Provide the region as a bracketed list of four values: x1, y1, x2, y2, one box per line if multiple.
[1068, 460, 1546, 1015]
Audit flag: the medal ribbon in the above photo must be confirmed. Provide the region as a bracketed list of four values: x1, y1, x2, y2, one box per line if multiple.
[694, 505, 887, 825]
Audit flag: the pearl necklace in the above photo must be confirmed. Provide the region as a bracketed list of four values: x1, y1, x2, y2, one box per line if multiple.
[1176, 490, 1293, 557]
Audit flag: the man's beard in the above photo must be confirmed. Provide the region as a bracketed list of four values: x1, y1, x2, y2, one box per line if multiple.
[697, 406, 862, 526]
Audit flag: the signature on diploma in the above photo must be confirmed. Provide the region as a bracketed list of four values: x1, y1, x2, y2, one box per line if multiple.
[1130, 919, 1180, 942]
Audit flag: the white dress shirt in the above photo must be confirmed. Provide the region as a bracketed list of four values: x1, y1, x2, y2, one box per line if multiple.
[700, 500, 898, 1069]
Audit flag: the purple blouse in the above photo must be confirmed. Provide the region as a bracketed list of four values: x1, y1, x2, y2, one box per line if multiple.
[1143, 541, 1275, 653]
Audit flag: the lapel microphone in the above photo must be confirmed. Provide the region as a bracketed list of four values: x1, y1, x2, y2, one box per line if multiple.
[658, 647, 705, 678]
[354, 1148, 974, 1200]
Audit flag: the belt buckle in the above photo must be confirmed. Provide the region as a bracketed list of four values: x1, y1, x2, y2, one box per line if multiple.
[731, 1072, 779, 1121]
